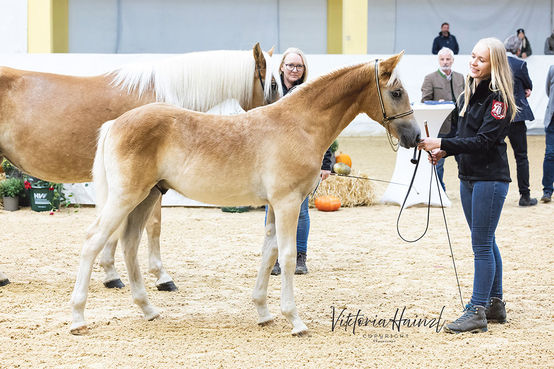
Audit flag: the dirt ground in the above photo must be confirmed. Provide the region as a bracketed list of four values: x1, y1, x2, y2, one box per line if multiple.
[0, 136, 552, 368]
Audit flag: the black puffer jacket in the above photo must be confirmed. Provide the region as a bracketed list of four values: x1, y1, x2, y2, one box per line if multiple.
[440, 79, 512, 182]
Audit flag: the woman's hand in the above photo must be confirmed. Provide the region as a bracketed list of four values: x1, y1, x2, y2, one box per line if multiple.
[417, 137, 441, 152]
[321, 170, 331, 181]
[428, 149, 446, 165]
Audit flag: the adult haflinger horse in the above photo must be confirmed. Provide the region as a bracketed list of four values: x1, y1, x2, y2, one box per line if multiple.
[70, 52, 420, 336]
[0, 43, 279, 290]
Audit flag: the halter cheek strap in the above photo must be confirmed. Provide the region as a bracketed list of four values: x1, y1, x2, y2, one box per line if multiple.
[374, 59, 414, 151]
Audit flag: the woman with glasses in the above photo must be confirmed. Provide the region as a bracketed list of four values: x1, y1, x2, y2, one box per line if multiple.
[269, 47, 333, 276]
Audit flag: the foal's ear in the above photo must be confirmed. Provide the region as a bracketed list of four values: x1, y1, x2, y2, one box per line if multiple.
[253, 42, 266, 70]
[379, 51, 404, 77]
[267, 46, 275, 57]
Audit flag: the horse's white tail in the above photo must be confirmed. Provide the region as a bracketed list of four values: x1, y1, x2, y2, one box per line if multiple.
[93, 120, 115, 214]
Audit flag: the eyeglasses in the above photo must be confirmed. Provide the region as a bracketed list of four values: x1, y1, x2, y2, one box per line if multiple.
[285, 64, 305, 71]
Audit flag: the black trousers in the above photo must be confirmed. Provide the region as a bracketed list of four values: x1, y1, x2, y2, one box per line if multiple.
[507, 121, 530, 196]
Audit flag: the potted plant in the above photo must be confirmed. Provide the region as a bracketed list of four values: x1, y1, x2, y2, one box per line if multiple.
[0, 177, 25, 211]
[24, 176, 65, 212]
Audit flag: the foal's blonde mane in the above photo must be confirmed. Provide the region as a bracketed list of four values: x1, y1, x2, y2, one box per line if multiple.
[110, 50, 275, 112]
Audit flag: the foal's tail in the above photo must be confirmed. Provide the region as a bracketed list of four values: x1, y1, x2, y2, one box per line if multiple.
[93, 120, 115, 214]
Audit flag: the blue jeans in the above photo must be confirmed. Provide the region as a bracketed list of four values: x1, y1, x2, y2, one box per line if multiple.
[460, 180, 508, 307]
[436, 158, 446, 191]
[265, 197, 310, 254]
[543, 122, 554, 196]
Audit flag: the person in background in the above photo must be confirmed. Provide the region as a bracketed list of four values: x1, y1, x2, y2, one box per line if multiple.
[505, 29, 532, 58]
[432, 22, 459, 55]
[421, 47, 464, 191]
[544, 30, 554, 55]
[541, 65, 554, 203]
[504, 37, 538, 206]
[269, 47, 333, 276]
[419, 37, 517, 334]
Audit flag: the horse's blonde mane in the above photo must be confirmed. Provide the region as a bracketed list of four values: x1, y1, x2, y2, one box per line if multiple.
[110, 50, 275, 112]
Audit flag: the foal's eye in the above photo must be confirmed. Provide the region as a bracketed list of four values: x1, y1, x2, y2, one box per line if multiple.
[391, 89, 402, 99]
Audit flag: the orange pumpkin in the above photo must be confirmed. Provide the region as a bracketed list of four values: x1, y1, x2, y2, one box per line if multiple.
[314, 195, 341, 212]
[335, 152, 352, 168]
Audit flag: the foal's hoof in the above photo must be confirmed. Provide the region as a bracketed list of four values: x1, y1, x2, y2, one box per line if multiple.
[0, 279, 10, 287]
[257, 315, 275, 326]
[70, 324, 89, 335]
[156, 281, 178, 291]
[291, 324, 309, 337]
[104, 279, 125, 289]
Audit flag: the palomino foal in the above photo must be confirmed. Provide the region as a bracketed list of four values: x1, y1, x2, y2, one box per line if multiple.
[0, 44, 278, 290]
[70, 53, 420, 335]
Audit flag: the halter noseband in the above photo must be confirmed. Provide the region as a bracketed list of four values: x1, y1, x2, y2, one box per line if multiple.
[374, 59, 413, 151]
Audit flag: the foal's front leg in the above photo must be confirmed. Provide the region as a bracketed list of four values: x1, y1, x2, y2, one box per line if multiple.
[275, 202, 309, 336]
[252, 205, 278, 325]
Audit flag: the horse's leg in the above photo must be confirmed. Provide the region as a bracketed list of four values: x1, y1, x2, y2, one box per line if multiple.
[70, 200, 136, 335]
[274, 199, 309, 336]
[120, 189, 162, 321]
[99, 239, 125, 289]
[252, 204, 278, 325]
[145, 196, 177, 291]
[0, 270, 10, 286]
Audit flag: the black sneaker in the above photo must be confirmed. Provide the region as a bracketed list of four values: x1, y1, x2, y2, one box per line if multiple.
[519, 194, 538, 207]
[444, 304, 488, 334]
[270, 261, 281, 275]
[485, 297, 507, 323]
[541, 193, 552, 203]
[295, 252, 308, 275]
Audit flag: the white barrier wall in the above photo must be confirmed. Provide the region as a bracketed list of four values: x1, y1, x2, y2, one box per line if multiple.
[0, 53, 551, 135]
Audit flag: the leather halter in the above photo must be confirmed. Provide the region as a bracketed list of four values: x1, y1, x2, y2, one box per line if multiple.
[255, 65, 277, 104]
[374, 59, 413, 151]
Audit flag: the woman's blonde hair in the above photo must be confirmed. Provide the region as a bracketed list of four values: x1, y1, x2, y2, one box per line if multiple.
[459, 37, 517, 121]
[279, 47, 309, 83]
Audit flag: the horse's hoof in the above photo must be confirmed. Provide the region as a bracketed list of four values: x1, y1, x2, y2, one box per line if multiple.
[145, 310, 161, 321]
[292, 329, 310, 337]
[258, 316, 275, 326]
[70, 324, 89, 335]
[291, 324, 309, 337]
[156, 281, 178, 291]
[104, 279, 125, 289]
[0, 279, 10, 287]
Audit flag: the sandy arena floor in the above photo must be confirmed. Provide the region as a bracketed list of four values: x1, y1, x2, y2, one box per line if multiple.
[0, 136, 552, 368]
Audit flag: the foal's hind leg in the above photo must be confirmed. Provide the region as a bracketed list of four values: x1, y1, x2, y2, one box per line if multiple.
[145, 196, 177, 291]
[70, 200, 137, 334]
[252, 205, 278, 325]
[120, 189, 162, 321]
[99, 239, 125, 289]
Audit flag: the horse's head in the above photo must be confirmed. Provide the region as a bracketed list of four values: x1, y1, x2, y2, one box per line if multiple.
[366, 52, 421, 149]
[252, 43, 282, 107]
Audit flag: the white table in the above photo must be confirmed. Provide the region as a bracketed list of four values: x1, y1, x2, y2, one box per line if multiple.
[381, 102, 455, 207]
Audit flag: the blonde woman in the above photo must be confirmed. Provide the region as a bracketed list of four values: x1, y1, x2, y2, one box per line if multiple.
[419, 38, 517, 334]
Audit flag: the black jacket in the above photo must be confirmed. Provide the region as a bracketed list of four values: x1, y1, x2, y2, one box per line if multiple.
[507, 56, 534, 122]
[440, 79, 511, 182]
[432, 32, 459, 54]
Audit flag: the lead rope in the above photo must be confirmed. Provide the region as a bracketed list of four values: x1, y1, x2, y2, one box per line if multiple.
[396, 148, 465, 310]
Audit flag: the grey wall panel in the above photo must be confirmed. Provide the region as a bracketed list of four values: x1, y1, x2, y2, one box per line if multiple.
[278, 0, 327, 53]
[367, 0, 396, 54]
[68, 0, 326, 53]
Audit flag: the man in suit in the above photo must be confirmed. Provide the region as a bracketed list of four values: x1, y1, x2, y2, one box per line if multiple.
[504, 37, 538, 206]
[541, 66, 554, 203]
[421, 47, 465, 191]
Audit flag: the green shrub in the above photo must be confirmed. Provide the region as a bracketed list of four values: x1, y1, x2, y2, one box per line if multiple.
[0, 177, 25, 197]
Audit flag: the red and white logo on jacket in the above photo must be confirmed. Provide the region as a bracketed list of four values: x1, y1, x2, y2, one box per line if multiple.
[491, 100, 506, 119]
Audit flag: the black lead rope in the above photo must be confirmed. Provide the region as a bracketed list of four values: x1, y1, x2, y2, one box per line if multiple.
[397, 148, 465, 310]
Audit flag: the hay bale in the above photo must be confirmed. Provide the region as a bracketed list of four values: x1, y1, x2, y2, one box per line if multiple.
[309, 169, 376, 207]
